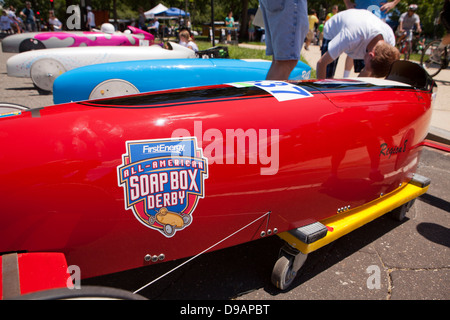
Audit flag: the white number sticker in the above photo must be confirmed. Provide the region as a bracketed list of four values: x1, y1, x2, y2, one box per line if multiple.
[230, 81, 313, 102]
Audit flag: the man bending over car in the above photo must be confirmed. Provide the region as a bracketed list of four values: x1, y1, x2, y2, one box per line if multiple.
[317, 9, 399, 79]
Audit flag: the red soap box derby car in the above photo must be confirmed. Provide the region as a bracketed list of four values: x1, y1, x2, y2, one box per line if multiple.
[0, 61, 436, 299]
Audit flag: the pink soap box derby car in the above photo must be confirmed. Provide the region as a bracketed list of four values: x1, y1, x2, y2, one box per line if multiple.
[1, 24, 154, 53]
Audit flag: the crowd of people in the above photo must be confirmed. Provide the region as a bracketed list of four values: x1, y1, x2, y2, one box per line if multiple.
[1, 3, 25, 34]
[259, 1, 449, 80]
[0, 1, 68, 34]
[1, 1, 448, 79]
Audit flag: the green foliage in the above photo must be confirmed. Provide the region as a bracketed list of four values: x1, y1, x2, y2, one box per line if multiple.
[414, 0, 446, 39]
[307, 0, 447, 39]
[197, 40, 270, 60]
[2, 0, 446, 40]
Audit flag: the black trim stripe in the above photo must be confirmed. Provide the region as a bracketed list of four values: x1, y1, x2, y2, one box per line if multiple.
[77, 85, 277, 109]
[79, 93, 273, 110]
[75, 80, 425, 110]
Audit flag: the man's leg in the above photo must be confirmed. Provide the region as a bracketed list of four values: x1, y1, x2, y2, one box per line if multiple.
[266, 59, 299, 80]
[260, 0, 308, 80]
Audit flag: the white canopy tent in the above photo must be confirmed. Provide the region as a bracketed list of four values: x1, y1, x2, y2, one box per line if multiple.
[144, 3, 169, 19]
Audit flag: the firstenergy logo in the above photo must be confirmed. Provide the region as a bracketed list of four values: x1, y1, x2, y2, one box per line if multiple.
[142, 143, 185, 155]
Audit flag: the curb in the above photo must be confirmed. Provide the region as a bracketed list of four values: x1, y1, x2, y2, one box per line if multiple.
[426, 126, 450, 146]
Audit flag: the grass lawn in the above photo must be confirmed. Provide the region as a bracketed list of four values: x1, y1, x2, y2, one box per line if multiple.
[196, 40, 270, 60]
[191, 38, 422, 79]
[195, 40, 316, 78]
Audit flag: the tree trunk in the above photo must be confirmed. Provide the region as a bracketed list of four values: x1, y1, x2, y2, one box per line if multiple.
[239, 0, 249, 41]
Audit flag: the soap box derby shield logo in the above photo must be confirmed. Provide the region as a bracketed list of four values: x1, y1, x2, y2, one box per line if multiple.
[117, 137, 208, 237]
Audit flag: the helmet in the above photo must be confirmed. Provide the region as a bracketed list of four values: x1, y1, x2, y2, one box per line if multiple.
[100, 23, 115, 34]
[408, 4, 418, 11]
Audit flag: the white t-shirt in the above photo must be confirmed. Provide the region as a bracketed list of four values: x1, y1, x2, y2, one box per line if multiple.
[399, 12, 420, 31]
[180, 40, 199, 52]
[1, 15, 11, 30]
[49, 17, 62, 29]
[324, 9, 395, 60]
[87, 11, 95, 27]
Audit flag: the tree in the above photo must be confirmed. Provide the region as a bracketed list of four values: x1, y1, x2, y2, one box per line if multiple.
[414, 0, 446, 38]
[4, 0, 443, 40]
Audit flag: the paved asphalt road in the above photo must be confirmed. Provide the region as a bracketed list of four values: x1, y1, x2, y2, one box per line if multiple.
[0, 44, 448, 302]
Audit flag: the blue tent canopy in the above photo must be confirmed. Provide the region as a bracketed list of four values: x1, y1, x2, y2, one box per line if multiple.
[158, 7, 190, 17]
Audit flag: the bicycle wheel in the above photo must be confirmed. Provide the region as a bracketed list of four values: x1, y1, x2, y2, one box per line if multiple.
[420, 40, 444, 77]
[404, 41, 411, 61]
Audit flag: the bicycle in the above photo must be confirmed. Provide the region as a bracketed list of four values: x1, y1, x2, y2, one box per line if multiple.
[420, 40, 449, 77]
[398, 30, 420, 61]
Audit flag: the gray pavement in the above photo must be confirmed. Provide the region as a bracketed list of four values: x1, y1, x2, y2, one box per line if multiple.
[0, 50, 53, 109]
[0, 43, 449, 301]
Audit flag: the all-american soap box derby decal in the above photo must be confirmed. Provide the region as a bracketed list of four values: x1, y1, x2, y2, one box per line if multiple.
[117, 137, 208, 237]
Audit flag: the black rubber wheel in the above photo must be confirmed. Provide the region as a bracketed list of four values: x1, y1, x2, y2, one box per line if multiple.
[391, 199, 416, 221]
[271, 254, 296, 290]
[420, 40, 445, 77]
[8, 285, 147, 300]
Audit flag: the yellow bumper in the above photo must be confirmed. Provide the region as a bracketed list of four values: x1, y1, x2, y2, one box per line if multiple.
[278, 176, 430, 254]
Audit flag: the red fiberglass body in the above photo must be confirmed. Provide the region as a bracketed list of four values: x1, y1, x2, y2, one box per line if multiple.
[0, 62, 435, 293]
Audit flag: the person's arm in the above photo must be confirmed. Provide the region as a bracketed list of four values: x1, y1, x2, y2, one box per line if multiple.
[358, 67, 372, 77]
[380, 0, 401, 13]
[344, 0, 355, 9]
[316, 51, 335, 79]
[398, 20, 404, 33]
[415, 16, 422, 33]
[416, 22, 422, 33]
